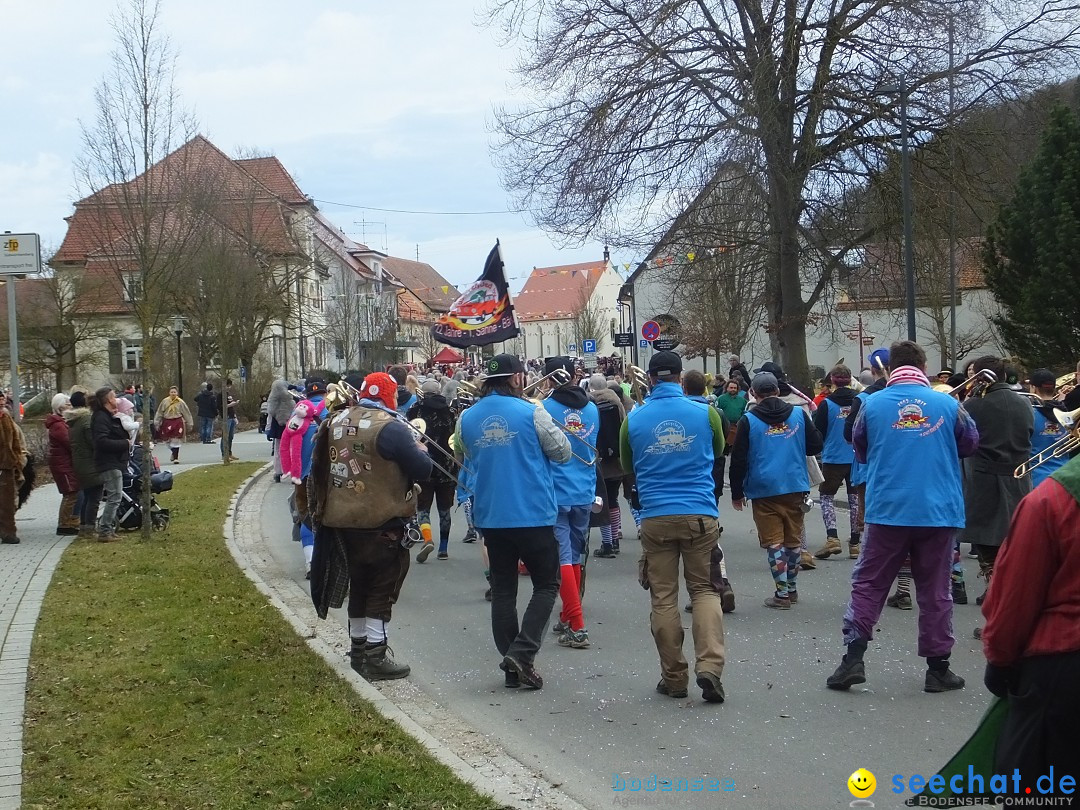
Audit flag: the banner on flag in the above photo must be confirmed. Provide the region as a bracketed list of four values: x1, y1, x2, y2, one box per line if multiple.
[431, 241, 520, 348]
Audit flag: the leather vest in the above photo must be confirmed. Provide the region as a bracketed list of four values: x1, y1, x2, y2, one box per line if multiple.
[320, 406, 417, 528]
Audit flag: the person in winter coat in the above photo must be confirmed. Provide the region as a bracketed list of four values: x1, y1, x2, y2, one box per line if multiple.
[589, 373, 626, 557]
[407, 379, 459, 561]
[266, 378, 296, 482]
[91, 387, 134, 542]
[153, 386, 193, 464]
[46, 393, 80, 536]
[194, 383, 219, 444]
[68, 391, 101, 538]
[0, 390, 27, 544]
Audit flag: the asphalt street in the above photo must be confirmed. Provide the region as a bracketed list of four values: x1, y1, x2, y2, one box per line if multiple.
[250, 434, 996, 810]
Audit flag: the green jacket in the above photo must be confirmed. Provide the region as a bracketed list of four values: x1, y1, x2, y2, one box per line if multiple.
[68, 408, 101, 488]
[715, 392, 748, 425]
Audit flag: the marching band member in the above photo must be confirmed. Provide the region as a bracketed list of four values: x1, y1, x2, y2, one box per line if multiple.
[542, 357, 599, 650]
[730, 372, 823, 609]
[589, 373, 627, 558]
[844, 349, 889, 558]
[961, 356, 1033, 633]
[458, 354, 570, 689]
[827, 341, 978, 694]
[811, 365, 860, 561]
[308, 372, 433, 681]
[1027, 369, 1069, 488]
[408, 379, 459, 562]
[622, 351, 727, 703]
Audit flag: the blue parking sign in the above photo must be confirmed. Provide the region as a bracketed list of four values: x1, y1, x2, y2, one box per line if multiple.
[582, 338, 597, 353]
[639, 339, 648, 348]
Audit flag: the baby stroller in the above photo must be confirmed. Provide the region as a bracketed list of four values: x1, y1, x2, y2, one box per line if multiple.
[115, 443, 172, 532]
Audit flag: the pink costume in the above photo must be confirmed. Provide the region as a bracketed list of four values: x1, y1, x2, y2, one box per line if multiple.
[280, 400, 323, 484]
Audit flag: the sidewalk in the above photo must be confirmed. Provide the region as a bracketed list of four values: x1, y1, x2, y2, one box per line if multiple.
[0, 429, 269, 810]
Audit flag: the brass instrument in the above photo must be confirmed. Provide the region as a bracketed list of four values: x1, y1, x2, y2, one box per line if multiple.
[1056, 372, 1077, 399]
[1014, 405, 1080, 478]
[627, 365, 650, 405]
[522, 368, 572, 397]
[946, 368, 996, 398]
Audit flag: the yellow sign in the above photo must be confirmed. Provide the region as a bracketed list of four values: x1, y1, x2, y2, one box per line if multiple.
[3, 239, 18, 252]
[848, 768, 876, 799]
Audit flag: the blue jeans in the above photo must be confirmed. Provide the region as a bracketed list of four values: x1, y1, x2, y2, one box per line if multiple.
[97, 469, 124, 533]
[554, 504, 591, 567]
[199, 416, 214, 443]
[220, 418, 238, 457]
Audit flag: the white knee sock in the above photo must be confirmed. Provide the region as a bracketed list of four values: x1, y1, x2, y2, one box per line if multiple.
[365, 618, 387, 644]
[348, 617, 366, 639]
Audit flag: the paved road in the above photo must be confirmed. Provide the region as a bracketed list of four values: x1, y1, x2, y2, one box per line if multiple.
[255, 474, 995, 810]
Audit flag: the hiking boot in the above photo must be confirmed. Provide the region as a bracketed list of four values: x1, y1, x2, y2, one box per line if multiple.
[552, 620, 568, 635]
[362, 644, 410, 680]
[656, 680, 688, 699]
[593, 545, 617, 559]
[416, 542, 435, 563]
[56, 526, 80, 536]
[952, 582, 968, 605]
[924, 668, 965, 693]
[799, 552, 816, 570]
[827, 657, 866, 690]
[813, 537, 842, 559]
[886, 591, 913, 610]
[502, 655, 542, 689]
[96, 530, 120, 543]
[77, 525, 95, 540]
[1, 536, 20, 544]
[612, 540, 621, 554]
[348, 637, 367, 676]
[557, 628, 591, 648]
[763, 595, 791, 610]
[848, 543, 860, 559]
[463, 529, 478, 543]
[696, 672, 725, 703]
[499, 661, 520, 688]
[787, 590, 798, 604]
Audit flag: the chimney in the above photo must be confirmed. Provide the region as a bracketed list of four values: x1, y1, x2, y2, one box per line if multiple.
[603, 245, 610, 263]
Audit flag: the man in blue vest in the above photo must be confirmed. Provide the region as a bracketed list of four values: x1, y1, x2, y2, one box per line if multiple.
[729, 372, 823, 609]
[458, 354, 571, 689]
[827, 340, 979, 693]
[621, 351, 728, 703]
[1027, 369, 1069, 487]
[542, 357, 600, 649]
[812, 365, 860, 560]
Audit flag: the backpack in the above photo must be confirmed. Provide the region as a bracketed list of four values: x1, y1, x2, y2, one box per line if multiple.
[595, 399, 622, 460]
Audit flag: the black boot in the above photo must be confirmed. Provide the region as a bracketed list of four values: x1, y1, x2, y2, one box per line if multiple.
[952, 581, 968, 605]
[924, 656, 965, 692]
[349, 637, 367, 676]
[827, 639, 867, 690]
[363, 643, 411, 680]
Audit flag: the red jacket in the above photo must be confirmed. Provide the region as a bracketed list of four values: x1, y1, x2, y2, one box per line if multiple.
[45, 413, 79, 495]
[982, 478, 1080, 666]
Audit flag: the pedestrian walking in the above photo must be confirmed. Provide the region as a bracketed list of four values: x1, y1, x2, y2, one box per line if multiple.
[45, 393, 80, 536]
[153, 386, 193, 464]
[623, 351, 727, 703]
[589, 373, 626, 558]
[407, 379, 459, 562]
[812, 365, 861, 561]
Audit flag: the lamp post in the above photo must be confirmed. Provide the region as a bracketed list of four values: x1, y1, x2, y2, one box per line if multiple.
[172, 316, 184, 397]
[878, 77, 917, 341]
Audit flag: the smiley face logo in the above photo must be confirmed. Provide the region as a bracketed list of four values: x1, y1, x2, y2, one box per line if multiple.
[847, 768, 876, 799]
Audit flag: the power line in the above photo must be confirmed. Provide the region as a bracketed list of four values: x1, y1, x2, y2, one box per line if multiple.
[313, 197, 521, 216]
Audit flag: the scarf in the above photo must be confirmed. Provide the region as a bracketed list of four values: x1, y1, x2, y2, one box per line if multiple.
[886, 365, 931, 388]
[160, 395, 185, 419]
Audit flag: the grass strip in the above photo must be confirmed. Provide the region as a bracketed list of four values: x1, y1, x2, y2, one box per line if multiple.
[22, 463, 501, 810]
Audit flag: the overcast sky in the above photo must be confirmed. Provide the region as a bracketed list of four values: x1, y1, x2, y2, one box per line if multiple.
[0, 0, 632, 292]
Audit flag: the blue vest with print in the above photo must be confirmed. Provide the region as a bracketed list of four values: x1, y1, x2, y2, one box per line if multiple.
[542, 398, 599, 505]
[743, 410, 811, 499]
[300, 395, 327, 479]
[460, 392, 557, 528]
[821, 398, 855, 465]
[861, 383, 965, 527]
[1031, 408, 1068, 488]
[849, 391, 870, 486]
[626, 383, 716, 519]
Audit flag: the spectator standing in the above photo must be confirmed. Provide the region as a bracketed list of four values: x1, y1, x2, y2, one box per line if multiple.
[0, 391, 27, 544]
[194, 383, 218, 444]
[68, 391, 101, 539]
[45, 394, 80, 536]
[91, 387, 133, 542]
[266, 379, 295, 483]
[220, 394, 239, 461]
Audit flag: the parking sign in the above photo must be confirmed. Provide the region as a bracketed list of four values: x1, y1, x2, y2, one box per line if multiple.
[582, 338, 597, 354]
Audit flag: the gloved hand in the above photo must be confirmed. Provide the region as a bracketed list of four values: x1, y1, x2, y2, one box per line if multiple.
[983, 663, 1017, 698]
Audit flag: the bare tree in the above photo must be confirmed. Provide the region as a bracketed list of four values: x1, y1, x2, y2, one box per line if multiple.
[571, 288, 606, 351]
[488, 0, 1080, 387]
[324, 271, 364, 370]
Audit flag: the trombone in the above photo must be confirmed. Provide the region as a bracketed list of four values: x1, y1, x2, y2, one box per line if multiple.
[627, 365, 650, 405]
[946, 368, 996, 398]
[522, 368, 573, 397]
[1014, 405, 1080, 478]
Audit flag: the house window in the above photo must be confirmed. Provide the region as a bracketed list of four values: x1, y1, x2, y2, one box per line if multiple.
[122, 273, 142, 302]
[334, 341, 345, 361]
[123, 341, 143, 372]
[272, 336, 283, 367]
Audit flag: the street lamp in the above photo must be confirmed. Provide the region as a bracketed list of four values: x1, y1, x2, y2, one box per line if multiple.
[878, 77, 917, 341]
[172, 316, 184, 397]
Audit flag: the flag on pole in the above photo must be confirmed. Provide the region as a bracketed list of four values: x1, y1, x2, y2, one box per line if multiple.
[431, 241, 520, 348]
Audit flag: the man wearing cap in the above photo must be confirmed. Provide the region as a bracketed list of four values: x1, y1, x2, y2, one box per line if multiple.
[294, 377, 329, 577]
[827, 340, 979, 693]
[1027, 369, 1069, 488]
[621, 351, 728, 703]
[309, 371, 433, 680]
[407, 378, 459, 562]
[812, 365, 861, 561]
[730, 372, 823, 609]
[541, 357, 599, 649]
[457, 354, 571, 689]
[934, 369, 954, 392]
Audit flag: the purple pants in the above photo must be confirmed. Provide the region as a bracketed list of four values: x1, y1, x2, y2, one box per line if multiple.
[842, 523, 957, 658]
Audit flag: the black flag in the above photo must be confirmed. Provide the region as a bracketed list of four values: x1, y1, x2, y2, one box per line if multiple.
[431, 241, 520, 348]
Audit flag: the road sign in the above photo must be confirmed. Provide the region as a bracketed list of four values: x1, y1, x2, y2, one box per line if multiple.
[639, 339, 648, 348]
[654, 337, 680, 351]
[582, 338, 597, 354]
[567, 342, 579, 356]
[584, 352, 597, 367]
[641, 320, 660, 341]
[0, 233, 40, 276]
[613, 332, 634, 348]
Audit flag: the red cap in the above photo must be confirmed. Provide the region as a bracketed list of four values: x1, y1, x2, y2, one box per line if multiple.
[361, 372, 397, 411]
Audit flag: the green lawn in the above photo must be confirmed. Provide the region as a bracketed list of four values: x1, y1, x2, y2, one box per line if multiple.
[22, 463, 501, 810]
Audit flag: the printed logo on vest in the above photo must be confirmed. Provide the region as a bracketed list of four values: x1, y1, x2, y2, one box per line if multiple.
[765, 422, 793, 436]
[646, 420, 696, 454]
[563, 410, 595, 439]
[837, 406, 850, 420]
[893, 401, 929, 430]
[476, 414, 518, 447]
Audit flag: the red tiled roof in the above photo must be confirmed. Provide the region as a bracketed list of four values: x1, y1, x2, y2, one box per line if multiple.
[235, 157, 309, 205]
[382, 256, 458, 312]
[514, 261, 606, 321]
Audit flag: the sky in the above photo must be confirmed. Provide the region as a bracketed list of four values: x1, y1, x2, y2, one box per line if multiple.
[0, 0, 633, 293]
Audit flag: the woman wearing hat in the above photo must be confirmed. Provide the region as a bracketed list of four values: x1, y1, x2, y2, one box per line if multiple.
[45, 393, 80, 535]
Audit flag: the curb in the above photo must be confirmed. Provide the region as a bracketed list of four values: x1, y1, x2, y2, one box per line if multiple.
[223, 466, 590, 810]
